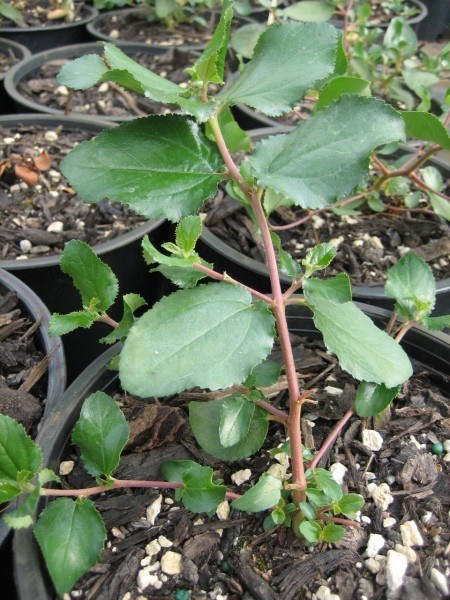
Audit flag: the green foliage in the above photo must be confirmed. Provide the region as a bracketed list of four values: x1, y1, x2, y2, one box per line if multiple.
[316, 76, 371, 110]
[250, 96, 405, 209]
[230, 23, 265, 59]
[162, 460, 226, 515]
[34, 498, 106, 596]
[0, 2, 23, 22]
[219, 396, 255, 447]
[302, 243, 337, 277]
[100, 294, 147, 344]
[402, 112, 450, 150]
[244, 359, 281, 388]
[355, 382, 400, 417]
[189, 397, 268, 461]
[72, 392, 130, 479]
[282, 1, 334, 22]
[333, 493, 365, 519]
[270, 232, 301, 281]
[231, 473, 282, 512]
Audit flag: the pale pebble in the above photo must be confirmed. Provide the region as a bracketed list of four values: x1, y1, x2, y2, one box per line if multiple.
[367, 483, 394, 510]
[329, 463, 347, 485]
[231, 469, 252, 486]
[400, 520, 424, 547]
[158, 535, 172, 548]
[394, 544, 416, 564]
[385, 550, 408, 593]
[59, 460, 74, 476]
[383, 517, 396, 528]
[47, 220, 64, 233]
[216, 500, 230, 521]
[430, 568, 450, 596]
[19, 239, 32, 253]
[366, 533, 385, 558]
[146, 495, 162, 525]
[145, 540, 161, 557]
[362, 429, 383, 452]
[160, 550, 182, 575]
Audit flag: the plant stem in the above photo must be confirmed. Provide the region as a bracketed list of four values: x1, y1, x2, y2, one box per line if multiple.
[309, 407, 354, 469]
[321, 514, 360, 527]
[373, 145, 441, 190]
[409, 173, 450, 202]
[208, 116, 307, 500]
[254, 398, 289, 423]
[98, 314, 119, 328]
[192, 263, 273, 303]
[395, 320, 415, 343]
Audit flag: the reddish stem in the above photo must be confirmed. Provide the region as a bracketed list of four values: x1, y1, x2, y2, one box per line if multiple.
[309, 407, 354, 469]
[321, 514, 361, 527]
[98, 314, 119, 328]
[395, 321, 415, 343]
[254, 398, 289, 423]
[410, 173, 450, 202]
[192, 263, 273, 304]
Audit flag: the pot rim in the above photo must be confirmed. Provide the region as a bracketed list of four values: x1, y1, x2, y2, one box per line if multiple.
[0, 4, 98, 34]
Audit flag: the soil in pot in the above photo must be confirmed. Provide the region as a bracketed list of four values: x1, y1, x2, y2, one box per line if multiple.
[0, 42, 21, 76]
[0, 1, 90, 29]
[16, 48, 197, 120]
[0, 285, 47, 432]
[334, 0, 425, 27]
[0, 122, 147, 261]
[36, 327, 450, 599]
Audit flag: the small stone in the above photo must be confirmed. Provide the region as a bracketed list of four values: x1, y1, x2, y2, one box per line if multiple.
[365, 558, 381, 574]
[421, 511, 433, 524]
[216, 500, 230, 521]
[49, 190, 59, 199]
[98, 82, 109, 93]
[231, 469, 252, 486]
[44, 130, 59, 142]
[30, 245, 51, 255]
[140, 556, 151, 567]
[394, 544, 416, 563]
[311, 215, 325, 229]
[145, 540, 161, 557]
[430, 568, 450, 596]
[109, 28, 120, 38]
[385, 474, 396, 485]
[362, 429, 383, 452]
[324, 386, 343, 396]
[58, 460, 74, 476]
[365, 472, 376, 481]
[3, 137, 15, 144]
[400, 520, 424, 547]
[56, 85, 69, 96]
[342, 215, 358, 225]
[48, 169, 61, 181]
[266, 463, 287, 481]
[431, 442, 444, 455]
[353, 239, 364, 247]
[361, 516, 371, 525]
[158, 535, 172, 548]
[385, 550, 408, 593]
[370, 235, 383, 249]
[146, 495, 162, 525]
[111, 527, 125, 539]
[367, 483, 394, 510]
[161, 551, 182, 575]
[137, 567, 161, 591]
[15, 255, 28, 260]
[316, 585, 331, 600]
[329, 463, 348, 485]
[19, 239, 32, 253]
[443, 440, 450, 452]
[398, 245, 411, 257]
[443, 453, 450, 462]
[164, 497, 174, 505]
[383, 517, 396, 528]
[330, 235, 345, 248]
[46, 220, 64, 233]
[366, 533, 385, 558]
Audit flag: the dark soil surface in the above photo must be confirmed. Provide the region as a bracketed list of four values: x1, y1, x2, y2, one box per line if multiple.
[17, 48, 195, 119]
[0, 46, 20, 76]
[94, 9, 220, 47]
[204, 176, 450, 288]
[0, 2, 89, 28]
[0, 123, 145, 261]
[0, 286, 47, 432]
[364, 0, 422, 25]
[58, 332, 450, 599]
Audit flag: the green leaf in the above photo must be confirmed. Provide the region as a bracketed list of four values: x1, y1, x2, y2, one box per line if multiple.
[383, 17, 418, 58]
[299, 500, 317, 521]
[72, 392, 130, 478]
[57, 54, 108, 90]
[429, 193, 450, 221]
[367, 195, 386, 212]
[34, 498, 106, 596]
[176, 216, 203, 253]
[189, 0, 233, 84]
[49, 311, 95, 336]
[299, 520, 322, 542]
[100, 294, 147, 344]
[422, 315, 450, 331]
[402, 111, 450, 150]
[245, 359, 282, 388]
[219, 396, 255, 447]
[119, 283, 275, 397]
[304, 294, 413, 387]
[0, 2, 23, 22]
[231, 473, 282, 512]
[322, 522, 345, 542]
[334, 32, 348, 76]
[220, 22, 339, 116]
[333, 493, 364, 518]
[385, 253, 436, 320]
[189, 397, 268, 461]
[263, 189, 293, 215]
[385, 176, 411, 197]
[306, 488, 330, 507]
[270, 232, 301, 281]
[282, 1, 334, 22]
[422, 166, 450, 221]
[302, 243, 337, 277]
[271, 507, 286, 525]
[61, 116, 225, 223]
[303, 274, 352, 303]
[230, 23, 266, 59]
[313, 468, 343, 502]
[38, 469, 60, 487]
[206, 106, 252, 153]
[0, 481, 22, 504]
[316, 76, 371, 110]
[161, 460, 226, 515]
[250, 96, 405, 209]
[4, 487, 40, 529]
[355, 382, 400, 417]
[60, 240, 118, 312]
[0, 415, 41, 490]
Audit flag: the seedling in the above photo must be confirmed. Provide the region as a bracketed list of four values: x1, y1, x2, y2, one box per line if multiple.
[1, 2, 449, 594]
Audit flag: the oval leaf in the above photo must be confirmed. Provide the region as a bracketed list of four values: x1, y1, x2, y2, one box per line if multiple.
[34, 498, 106, 596]
[119, 283, 275, 397]
[0, 414, 41, 485]
[219, 396, 255, 447]
[231, 473, 282, 512]
[355, 382, 400, 418]
[61, 116, 225, 222]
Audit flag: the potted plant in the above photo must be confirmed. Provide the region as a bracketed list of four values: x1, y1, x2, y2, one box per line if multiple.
[2, 4, 449, 596]
[0, 36, 30, 113]
[0, 0, 98, 53]
[0, 113, 169, 382]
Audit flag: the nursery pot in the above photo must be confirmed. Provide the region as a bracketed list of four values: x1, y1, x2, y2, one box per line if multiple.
[417, 0, 450, 41]
[0, 114, 170, 383]
[0, 267, 66, 549]
[11, 304, 450, 599]
[0, 5, 98, 54]
[329, 0, 428, 31]
[198, 129, 450, 316]
[3, 42, 195, 122]
[0, 37, 30, 115]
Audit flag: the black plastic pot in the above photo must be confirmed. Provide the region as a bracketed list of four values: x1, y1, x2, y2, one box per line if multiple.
[0, 267, 66, 549]
[0, 5, 98, 54]
[0, 37, 30, 115]
[3, 42, 194, 121]
[0, 114, 170, 383]
[417, 0, 450, 40]
[87, 7, 252, 50]
[11, 304, 450, 599]
[198, 128, 450, 316]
